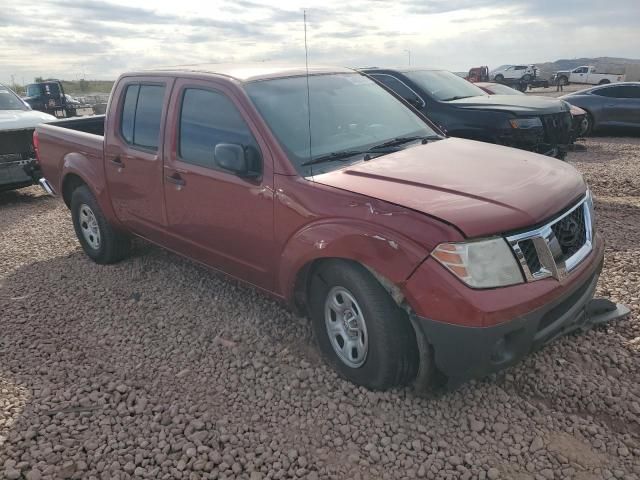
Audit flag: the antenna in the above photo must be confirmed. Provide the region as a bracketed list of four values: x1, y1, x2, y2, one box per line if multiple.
[304, 9, 313, 176]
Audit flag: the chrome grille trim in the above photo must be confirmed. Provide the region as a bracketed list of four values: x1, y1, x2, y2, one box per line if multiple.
[507, 193, 594, 281]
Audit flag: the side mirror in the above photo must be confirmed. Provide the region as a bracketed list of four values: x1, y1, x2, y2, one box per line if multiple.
[214, 143, 261, 178]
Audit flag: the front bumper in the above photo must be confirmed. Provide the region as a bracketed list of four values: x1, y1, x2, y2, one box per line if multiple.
[410, 254, 629, 389]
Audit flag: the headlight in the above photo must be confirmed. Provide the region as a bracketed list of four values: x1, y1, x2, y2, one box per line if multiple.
[586, 189, 596, 237]
[509, 117, 542, 129]
[431, 238, 524, 288]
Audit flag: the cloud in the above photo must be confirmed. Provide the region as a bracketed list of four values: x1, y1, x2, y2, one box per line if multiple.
[0, 0, 639, 84]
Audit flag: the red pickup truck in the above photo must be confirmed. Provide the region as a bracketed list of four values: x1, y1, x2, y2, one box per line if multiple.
[36, 65, 628, 391]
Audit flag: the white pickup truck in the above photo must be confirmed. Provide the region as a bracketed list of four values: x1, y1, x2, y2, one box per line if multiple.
[553, 66, 624, 86]
[0, 83, 56, 191]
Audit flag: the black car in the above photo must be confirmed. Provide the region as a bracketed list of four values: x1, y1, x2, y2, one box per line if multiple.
[360, 67, 573, 159]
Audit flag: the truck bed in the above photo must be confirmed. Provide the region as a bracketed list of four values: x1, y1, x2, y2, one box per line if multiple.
[49, 115, 105, 136]
[36, 115, 106, 197]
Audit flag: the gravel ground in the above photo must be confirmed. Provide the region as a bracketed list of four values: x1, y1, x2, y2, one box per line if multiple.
[1, 136, 639, 480]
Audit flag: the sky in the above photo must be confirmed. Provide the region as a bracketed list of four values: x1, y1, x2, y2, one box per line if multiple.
[1, 0, 640, 84]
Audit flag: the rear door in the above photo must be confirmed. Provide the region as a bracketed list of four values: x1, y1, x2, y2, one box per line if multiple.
[616, 85, 640, 126]
[104, 76, 174, 238]
[591, 85, 636, 126]
[161, 78, 276, 290]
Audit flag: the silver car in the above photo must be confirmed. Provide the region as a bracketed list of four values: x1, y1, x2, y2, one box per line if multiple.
[560, 82, 640, 135]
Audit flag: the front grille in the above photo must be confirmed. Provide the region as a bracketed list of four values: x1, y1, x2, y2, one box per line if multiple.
[550, 206, 587, 261]
[507, 193, 594, 282]
[518, 239, 541, 273]
[541, 112, 572, 146]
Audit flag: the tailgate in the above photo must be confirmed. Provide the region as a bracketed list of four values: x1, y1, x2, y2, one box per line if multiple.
[0, 128, 38, 188]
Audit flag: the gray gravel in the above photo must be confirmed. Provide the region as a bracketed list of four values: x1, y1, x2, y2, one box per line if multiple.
[1, 136, 639, 479]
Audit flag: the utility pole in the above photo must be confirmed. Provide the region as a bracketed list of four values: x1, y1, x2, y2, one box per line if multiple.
[404, 49, 411, 66]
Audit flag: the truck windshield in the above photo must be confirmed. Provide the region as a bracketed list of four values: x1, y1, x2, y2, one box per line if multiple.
[245, 73, 438, 175]
[403, 70, 487, 101]
[0, 85, 28, 110]
[26, 84, 44, 97]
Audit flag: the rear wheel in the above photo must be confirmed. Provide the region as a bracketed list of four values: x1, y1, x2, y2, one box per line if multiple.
[71, 185, 130, 264]
[598, 79, 610, 85]
[522, 74, 532, 82]
[494, 74, 504, 82]
[309, 260, 419, 390]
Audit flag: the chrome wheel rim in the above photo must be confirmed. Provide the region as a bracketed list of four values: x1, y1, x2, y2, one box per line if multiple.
[324, 286, 368, 368]
[79, 204, 101, 250]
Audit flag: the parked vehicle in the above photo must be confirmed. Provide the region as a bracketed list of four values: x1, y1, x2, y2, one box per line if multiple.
[552, 66, 624, 86]
[0, 83, 56, 192]
[361, 67, 573, 158]
[476, 82, 589, 139]
[466, 66, 489, 83]
[36, 65, 628, 390]
[23, 80, 78, 117]
[491, 64, 536, 82]
[560, 82, 640, 135]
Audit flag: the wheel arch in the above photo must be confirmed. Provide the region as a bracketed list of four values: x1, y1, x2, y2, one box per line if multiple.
[61, 172, 87, 207]
[280, 220, 429, 315]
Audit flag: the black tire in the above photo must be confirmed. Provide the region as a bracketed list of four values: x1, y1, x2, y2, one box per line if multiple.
[494, 74, 504, 82]
[308, 260, 419, 390]
[522, 74, 531, 82]
[598, 79, 610, 85]
[70, 185, 130, 264]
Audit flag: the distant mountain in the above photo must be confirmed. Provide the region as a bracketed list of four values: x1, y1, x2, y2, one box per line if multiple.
[534, 57, 640, 79]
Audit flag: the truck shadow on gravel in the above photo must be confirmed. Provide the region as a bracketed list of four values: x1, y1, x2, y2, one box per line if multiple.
[0, 186, 51, 207]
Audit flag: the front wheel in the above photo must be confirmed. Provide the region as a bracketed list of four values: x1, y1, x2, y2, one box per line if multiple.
[71, 185, 130, 264]
[309, 260, 419, 390]
[580, 112, 594, 137]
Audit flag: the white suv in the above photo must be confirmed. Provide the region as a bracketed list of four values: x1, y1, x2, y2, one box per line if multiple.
[491, 65, 536, 82]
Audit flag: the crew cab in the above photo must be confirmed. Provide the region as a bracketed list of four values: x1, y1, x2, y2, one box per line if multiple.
[553, 66, 624, 86]
[0, 83, 56, 191]
[361, 67, 574, 158]
[36, 65, 627, 391]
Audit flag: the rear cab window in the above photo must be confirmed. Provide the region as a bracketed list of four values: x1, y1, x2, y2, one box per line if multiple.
[119, 82, 166, 151]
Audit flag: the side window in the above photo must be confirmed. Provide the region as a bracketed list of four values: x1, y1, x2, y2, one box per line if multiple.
[626, 86, 640, 99]
[119, 84, 165, 150]
[371, 74, 421, 105]
[178, 88, 259, 170]
[592, 86, 623, 98]
[120, 85, 139, 144]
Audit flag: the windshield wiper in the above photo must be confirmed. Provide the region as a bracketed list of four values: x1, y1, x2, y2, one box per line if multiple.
[441, 95, 475, 101]
[368, 135, 441, 150]
[300, 145, 405, 167]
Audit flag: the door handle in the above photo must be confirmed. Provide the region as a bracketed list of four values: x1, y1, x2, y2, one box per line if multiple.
[165, 173, 186, 188]
[110, 156, 124, 167]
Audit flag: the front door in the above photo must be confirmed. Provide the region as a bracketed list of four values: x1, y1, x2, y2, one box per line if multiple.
[105, 77, 173, 238]
[161, 79, 276, 290]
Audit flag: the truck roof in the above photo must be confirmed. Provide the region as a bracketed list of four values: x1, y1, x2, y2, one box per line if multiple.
[141, 63, 353, 83]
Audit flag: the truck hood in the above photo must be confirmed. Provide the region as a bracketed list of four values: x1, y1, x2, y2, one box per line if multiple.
[313, 138, 586, 238]
[448, 95, 569, 115]
[0, 109, 56, 131]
